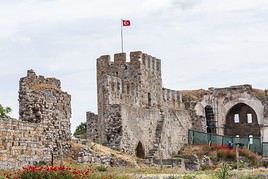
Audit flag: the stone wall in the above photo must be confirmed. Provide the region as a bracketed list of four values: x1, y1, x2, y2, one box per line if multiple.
[197, 85, 265, 136]
[86, 112, 98, 142]
[0, 118, 50, 169]
[0, 70, 72, 169]
[19, 70, 72, 155]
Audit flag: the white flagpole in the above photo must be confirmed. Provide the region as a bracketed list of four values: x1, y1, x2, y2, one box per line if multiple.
[121, 19, 124, 53]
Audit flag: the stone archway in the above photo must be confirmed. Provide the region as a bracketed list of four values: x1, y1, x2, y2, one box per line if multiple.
[224, 103, 260, 137]
[135, 141, 145, 159]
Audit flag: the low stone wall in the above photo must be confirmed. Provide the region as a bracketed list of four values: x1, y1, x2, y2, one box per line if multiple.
[0, 118, 50, 169]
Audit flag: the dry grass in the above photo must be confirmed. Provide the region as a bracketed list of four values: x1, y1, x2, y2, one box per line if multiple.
[252, 88, 267, 100]
[178, 144, 211, 156]
[90, 143, 140, 167]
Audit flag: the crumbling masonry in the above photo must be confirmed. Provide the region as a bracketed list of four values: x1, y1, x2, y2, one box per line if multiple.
[0, 70, 71, 169]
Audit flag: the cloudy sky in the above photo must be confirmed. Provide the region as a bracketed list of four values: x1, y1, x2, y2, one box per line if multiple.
[1, 0, 268, 133]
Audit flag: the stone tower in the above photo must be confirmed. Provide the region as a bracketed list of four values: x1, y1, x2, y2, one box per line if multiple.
[88, 51, 189, 159]
[19, 69, 72, 155]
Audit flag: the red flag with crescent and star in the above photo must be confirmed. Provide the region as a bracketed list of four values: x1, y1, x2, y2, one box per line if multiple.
[122, 20, 131, 26]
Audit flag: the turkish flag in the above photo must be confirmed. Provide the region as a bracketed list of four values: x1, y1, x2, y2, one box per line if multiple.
[122, 20, 131, 26]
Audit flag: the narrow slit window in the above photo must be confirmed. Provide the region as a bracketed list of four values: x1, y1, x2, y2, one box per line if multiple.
[247, 113, 252, 123]
[234, 114, 239, 123]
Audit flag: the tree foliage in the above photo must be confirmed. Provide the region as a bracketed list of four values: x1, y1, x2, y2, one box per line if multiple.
[0, 104, 12, 118]
[74, 122, 87, 139]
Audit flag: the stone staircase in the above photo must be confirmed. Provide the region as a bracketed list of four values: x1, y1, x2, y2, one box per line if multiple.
[145, 110, 165, 162]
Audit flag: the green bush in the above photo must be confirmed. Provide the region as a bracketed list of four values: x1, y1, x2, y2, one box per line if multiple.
[95, 165, 107, 172]
[0, 104, 12, 118]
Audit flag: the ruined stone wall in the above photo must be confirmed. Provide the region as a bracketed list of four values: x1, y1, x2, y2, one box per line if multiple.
[19, 70, 71, 155]
[118, 106, 191, 159]
[196, 85, 266, 137]
[120, 105, 160, 155]
[162, 88, 182, 110]
[160, 109, 192, 158]
[0, 118, 50, 169]
[86, 112, 98, 142]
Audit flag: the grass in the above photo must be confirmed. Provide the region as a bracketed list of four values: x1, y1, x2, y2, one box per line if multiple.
[1, 165, 268, 179]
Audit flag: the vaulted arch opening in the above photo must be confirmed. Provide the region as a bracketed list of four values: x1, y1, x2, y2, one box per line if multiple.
[135, 141, 145, 159]
[224, 103, 260, 137]
[205, 105, 216, 133]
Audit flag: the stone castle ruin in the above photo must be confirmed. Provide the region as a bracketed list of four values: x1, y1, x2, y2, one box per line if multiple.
[1, 51, 268, 169]
[87, 51, 268, 160]
[0, 70, 71, 169]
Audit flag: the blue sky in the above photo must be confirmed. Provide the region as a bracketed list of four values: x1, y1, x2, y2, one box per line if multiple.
[1, 0, 268, 133]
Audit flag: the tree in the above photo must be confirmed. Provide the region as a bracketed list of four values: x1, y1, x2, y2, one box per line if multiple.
[0, 104, 12, 118]
[74, 122, 87, 139]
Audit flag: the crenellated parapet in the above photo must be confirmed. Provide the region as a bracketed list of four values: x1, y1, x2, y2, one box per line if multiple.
[97, 51, 162, 108]
[96, 51, 161, 79]
[162, 88, 183, 109]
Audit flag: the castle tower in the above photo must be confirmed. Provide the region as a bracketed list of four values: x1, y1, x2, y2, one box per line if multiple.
[96, 52, 163, 143]
[19, 70, 72, 155]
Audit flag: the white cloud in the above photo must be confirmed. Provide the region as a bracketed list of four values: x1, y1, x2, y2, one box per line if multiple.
[1, 0, 268, 132]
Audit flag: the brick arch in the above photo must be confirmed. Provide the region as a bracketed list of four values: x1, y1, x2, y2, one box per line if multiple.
[224, 103, 260, 137]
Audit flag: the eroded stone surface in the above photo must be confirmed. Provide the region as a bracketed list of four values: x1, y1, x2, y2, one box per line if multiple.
[0, 70, 71, 169]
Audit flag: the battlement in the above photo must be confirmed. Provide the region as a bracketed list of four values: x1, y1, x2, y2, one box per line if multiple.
[96, 51, 161, 73]
[162, 88, 182, 109]
[141, 53, 161, 73]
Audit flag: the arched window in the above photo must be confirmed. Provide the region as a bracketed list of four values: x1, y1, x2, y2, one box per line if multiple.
[234, 114, 240, 123]
[247, 113, 252, 123]
[225, 103, 260, 138]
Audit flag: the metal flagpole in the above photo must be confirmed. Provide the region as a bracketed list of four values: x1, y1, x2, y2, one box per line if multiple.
[121, 19, 123, 53]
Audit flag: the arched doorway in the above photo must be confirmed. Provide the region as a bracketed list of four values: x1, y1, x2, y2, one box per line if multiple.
[205, 105, 216, 133]
[135, 141, 145, 159]
[224, 103, 260, 137]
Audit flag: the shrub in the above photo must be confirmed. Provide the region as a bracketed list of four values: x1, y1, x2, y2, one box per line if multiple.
[239, 149, 260, 166]
[215, 163, 232, 179]
[95, 165, 107, 172]
[216, 149, 236, 161]
[0, 104, 12, 118]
